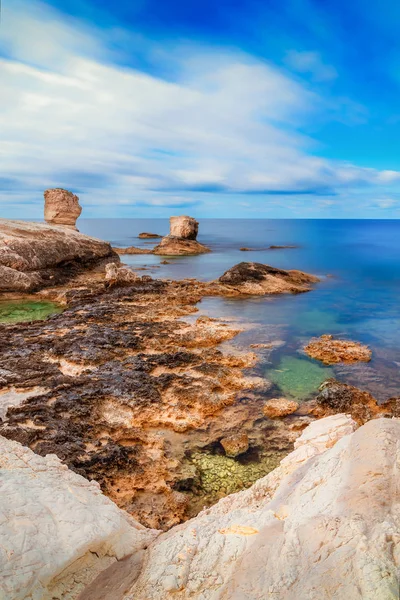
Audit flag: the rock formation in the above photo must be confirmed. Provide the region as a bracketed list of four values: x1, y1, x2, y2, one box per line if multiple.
[169, 216, 198, 240]
[304, 334, 372, 364]
[105, 263, 140, 287]
[113, 246, 153, 255]
[0, 219, 117, 292]
[0, 435, 158, 600]
[138, 232, 162, 239]
[153, 215, 210, 255]
[263, 397, 299, 418]
[220, 433, 249, 457]
[218, 262, 319, 294]
[44, 188, 82, 230]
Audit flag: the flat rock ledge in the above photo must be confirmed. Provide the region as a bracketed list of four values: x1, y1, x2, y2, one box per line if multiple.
[304, 334, 372, 364]
[217, 262, 319, 294]
[153, 236, 210, 256]
[9, 414, 400, 600]
[0, 219, 116, 292]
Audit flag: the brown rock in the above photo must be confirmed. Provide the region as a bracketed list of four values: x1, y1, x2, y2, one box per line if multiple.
[218, 262, 319, 294]
[138, 233, 162, 239]
[153, 237, 210, 256]
[105, 263, 139, 287]
[169, 216, 199, 240]
[304, 335, 372, 365]
[44, 188, 82, 230]
[113, 246, 153, 255]
[220, 433, 249, 457]
[263, 398, 299, 419]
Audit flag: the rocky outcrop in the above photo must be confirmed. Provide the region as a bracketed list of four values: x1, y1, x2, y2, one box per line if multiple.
[153, 236, 210, 256]
[0, 219, 116, 292]
[44, 188, 82, 230]
[113, 246, 152, 255]
[305, 334, 372, 364]
[138, 232, 162, 239]
[105, 263, 140, 287]
[153, 215, 209, 255]
[117, 415, 400, 599]
[218, 262, 319, 294]
[169, 216, 198, 240]
[263, 397, 299, 418]
[220, 433, 249, 457]
[0, 435, 158, 600]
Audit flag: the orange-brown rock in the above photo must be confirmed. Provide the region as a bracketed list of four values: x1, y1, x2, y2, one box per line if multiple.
[304, 334, 372, 364]
[153, 236, 210, 256]
[169, 216, 198, 240]
[113, 246, 153, 255]
[138, 232, 162, 239]
[263, 398, 299, 418]
[44, 188, 82, 229]
[220, 433, 249, 457]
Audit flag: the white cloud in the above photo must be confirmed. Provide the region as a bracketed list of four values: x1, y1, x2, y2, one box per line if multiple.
[285, 50, 338, 82]
[0, 1, 399, 218]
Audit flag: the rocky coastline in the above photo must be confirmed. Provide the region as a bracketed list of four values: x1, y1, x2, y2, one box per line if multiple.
[2, 190, 400, 599]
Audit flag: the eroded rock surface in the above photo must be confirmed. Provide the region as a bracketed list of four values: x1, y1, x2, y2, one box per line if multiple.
[153, 236, 210, 256]
[0, 219, 116, 292]
[169, 216, 199, 240]
[138, 232, 162, 239]
[218, 262, 319, 294]
[121, 416, 400, 600]
[0, 435, 158, 600]
[305, 334, 372, 364]
[263, 397, 299, 418]
[44, 188, 82, 229]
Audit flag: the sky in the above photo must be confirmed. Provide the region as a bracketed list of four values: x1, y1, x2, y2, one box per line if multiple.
[2, 0, 400, 218]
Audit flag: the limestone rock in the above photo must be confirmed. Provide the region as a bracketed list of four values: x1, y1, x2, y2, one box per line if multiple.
[138, 232, 162, 239]
[218, 262, 319, 294]
[153, 236, 210, 256]
[44, 188, 82, 230]
[305, 334, 372, 364]
[263, 397, 299, 418]
[0, 219, 116, 292]
[169, 216, 198, 240]
[0, 435, 158, 600]
[113, 246, 153, 255]
[105, 263, 139, 287]
[220, 433, 249, 457]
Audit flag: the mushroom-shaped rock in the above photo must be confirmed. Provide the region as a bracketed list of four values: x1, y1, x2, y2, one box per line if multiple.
[221, 433, 249, 457]
[44, 188, 82, 230]
[170, 215, 199, 240]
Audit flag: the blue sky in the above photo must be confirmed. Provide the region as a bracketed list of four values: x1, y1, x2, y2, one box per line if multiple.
[2, 0, 400, 218]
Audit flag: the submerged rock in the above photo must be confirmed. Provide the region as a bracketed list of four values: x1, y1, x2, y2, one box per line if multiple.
[220, 433, 249, 457]
[169, 215, 199, 240]
[218, 262, 319, 294]
[0, 435, 158, 600]
[0, 219, 116, 292]
[153, 236, 210, 256]
[304, 334, 372, 364]
[263, 397, 299, 418]
[44, 188, 82, 230]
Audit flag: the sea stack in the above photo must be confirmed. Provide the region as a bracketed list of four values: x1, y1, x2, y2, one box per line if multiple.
[153, 215, 210, 256]
[44, 188, 82, 230]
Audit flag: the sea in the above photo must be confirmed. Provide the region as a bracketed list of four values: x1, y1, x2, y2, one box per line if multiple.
[78, 218, 400, 403]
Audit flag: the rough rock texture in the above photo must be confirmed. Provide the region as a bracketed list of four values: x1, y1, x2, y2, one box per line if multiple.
[0, 435, 158, 600]
[0, 219, 116, 292]
[305, 334, 372, 364]
[105, 263, 139, 287]
[169, 216, 199, 240]
[153, 236, 210, 256]
[138, 232, 162, 239]
[44, 188, 82, 229]
[220, 433, 249, 457]
[263, 397, 299, 418]
[113, 246, 153, 255]
[122, 413, 400, 600]
[218, 262, 319, 295]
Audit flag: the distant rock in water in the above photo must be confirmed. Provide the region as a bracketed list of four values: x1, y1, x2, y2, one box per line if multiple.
[169, 215, 198, 240]
[153, 236, 210, 256]
[0, 219, 116, 292]
[218, 262, 319, 294]
[138, 232, 162, 239]
[240, 245, 298, 251]
[113, 246, 153, 255]
[305, 334, 372, 365]
[44, 188, 82, 230]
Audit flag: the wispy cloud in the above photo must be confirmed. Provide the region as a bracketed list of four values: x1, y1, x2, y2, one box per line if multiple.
[285, 50, 337, 82]
[0, 0, 400, 218]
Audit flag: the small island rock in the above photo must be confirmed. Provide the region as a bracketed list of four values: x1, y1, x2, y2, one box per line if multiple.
[170, 216, 199, 240]
[44, 188, 82, 230]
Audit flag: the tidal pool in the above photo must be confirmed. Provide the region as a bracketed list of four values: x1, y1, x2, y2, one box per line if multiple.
[266, 355, 333, 400]
[0, 299, 63, 323]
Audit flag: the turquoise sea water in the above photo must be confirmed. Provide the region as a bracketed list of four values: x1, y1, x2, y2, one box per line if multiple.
[79, 219, 400, 402]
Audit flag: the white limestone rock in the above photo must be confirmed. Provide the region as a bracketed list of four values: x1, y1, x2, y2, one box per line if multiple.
[0, 436, 158, 600]
[125, 415, 400, 599]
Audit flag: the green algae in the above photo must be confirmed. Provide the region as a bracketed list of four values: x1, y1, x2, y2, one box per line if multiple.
[190, 450, 286, 503]
[0, 300, 63, 323]
[266, 355, 333, 400]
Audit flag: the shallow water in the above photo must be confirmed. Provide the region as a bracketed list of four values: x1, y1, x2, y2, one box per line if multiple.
[0, 300, 62, 323]
[79, 218, 400, 402]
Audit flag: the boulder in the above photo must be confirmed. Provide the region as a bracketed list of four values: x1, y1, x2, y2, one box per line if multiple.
[220, 433, 249, 457]
[113, 246, 152, 255]
[169, 216, 198, 240]
[138, 233, 162, 239]
[153, 236, 210, 256]
[218, 262, 319, 294]
[0, 219, 116, 292]
[105, 263, 139, 287]
[304, 334, 372, 364]
[263, 397, 299, 418]
[44, 188, 82, 230]
[0, 435, 158, 600]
